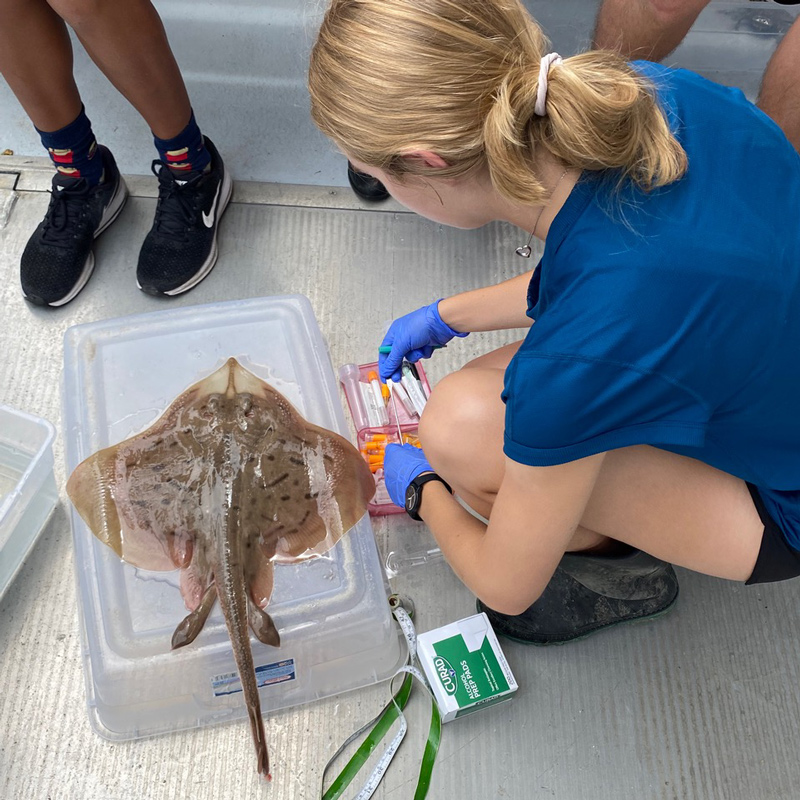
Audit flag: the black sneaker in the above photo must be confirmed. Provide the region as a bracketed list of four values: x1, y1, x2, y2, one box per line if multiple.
[20, 145, 128, 307]
[477, 548, 679, 645]
[137, 136, 232, 296]
[347, 161, 389, 202]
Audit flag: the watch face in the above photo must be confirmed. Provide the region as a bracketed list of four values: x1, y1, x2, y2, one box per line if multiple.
[405, 483, 419, 512]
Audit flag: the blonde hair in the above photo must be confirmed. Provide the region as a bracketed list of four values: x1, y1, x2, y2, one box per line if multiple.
[308, 0, 687, 205]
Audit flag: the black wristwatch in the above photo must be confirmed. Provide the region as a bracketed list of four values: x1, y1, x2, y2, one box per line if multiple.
[404, 473, 453, 521]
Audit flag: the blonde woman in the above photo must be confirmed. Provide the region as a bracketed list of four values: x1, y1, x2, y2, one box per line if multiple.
[309, 0, 800, 644]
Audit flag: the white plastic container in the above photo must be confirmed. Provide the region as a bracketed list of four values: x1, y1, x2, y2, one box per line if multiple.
[0, 405, 57, 602]
[62, 295, 404, 740]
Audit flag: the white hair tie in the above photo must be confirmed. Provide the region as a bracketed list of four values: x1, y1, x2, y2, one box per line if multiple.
[534, 52, 563, 117]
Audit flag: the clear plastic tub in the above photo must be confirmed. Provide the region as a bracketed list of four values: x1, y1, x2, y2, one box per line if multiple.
[62, 295, 404, 741]
[0, 405, 57, 602]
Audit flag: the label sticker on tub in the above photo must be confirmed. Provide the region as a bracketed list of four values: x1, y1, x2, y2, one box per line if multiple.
[211, 659, 296, 696]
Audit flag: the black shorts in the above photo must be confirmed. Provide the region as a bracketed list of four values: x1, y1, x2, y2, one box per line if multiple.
[745, 483, 800, 585]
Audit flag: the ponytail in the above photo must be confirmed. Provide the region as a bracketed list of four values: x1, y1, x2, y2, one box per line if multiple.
[309, 0, 687, 204]
[543, 52, 687, 192]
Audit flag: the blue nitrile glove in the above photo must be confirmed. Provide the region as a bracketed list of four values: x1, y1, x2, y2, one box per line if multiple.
[383, 443, 435, 508]
[378, 299, 469, 382]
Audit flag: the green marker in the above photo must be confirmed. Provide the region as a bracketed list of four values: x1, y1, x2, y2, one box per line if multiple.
[378, 344, 444, 354]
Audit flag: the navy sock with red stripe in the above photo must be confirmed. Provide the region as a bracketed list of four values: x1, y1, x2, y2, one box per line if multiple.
[153, 110, 211, 176]
[36, 105, 104, 186]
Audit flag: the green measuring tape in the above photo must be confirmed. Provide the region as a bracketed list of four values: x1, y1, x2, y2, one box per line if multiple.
[320, 601, 442, 799]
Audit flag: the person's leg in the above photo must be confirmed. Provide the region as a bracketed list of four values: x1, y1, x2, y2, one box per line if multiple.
[0, 0, 128, 305]
[45, 0, 190, 139]
[592, 0, 711, 62]
[48, 0, 212, 173]
[757, 15, 800, 151]
[420, 353, 677, 643]
[2, 0, 205, 165]
[42, 0, 229, 294]
[420, 350, 768, 642]
[0, 0, 104, 184]
[421, 348, 761, 582]
[0, 0, 81, 131]
[594, 0, 800, 152]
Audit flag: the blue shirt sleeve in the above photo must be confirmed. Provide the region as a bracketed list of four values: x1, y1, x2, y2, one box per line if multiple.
[502, 352, 709, 467]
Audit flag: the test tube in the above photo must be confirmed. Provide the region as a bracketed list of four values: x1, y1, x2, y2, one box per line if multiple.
[341, 363, 370, 428]
[388, 378, 417, 419]
[406, 361, 430, 398]
[359, 382, 383, 427]
[367, 371, 389, 426]
[401, 363, 427, 416]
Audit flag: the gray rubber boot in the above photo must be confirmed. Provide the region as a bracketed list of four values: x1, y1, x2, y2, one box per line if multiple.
[477, 548, 679, 645]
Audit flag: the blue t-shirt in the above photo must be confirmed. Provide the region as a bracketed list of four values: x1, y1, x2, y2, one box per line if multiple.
[502, 62, 800, 548]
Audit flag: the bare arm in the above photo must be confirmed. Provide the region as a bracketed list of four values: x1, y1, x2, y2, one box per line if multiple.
[592, 0, 711, 62]
[418, 453, 605, 615]
[437, 270, 535, 333]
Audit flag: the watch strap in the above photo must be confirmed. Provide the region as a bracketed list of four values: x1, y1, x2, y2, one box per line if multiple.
[412, 472, 453, 495]
[406, 472, 452, 520]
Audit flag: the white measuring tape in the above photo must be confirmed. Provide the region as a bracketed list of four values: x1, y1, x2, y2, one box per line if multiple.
[321, 603, 440, 799]
[350, 707, 406, 800]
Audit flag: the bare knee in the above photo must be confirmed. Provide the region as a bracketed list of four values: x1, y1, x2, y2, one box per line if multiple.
[47, 0, 114, 27]
[419, 368, 504, 477]
[460, 341, 522, 372]
[419, 371, 482, 462]
[648, 0, 710, 25]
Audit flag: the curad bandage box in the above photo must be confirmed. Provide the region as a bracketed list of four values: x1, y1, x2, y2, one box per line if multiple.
[417, 612, 518, 723]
